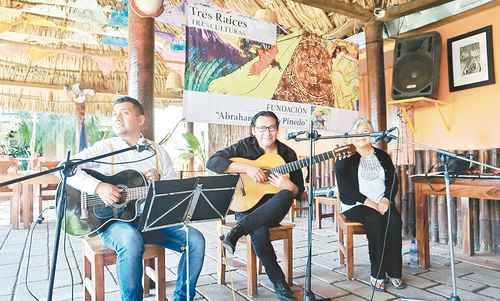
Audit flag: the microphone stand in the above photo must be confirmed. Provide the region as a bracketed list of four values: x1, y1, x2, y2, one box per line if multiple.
[0, 143, 148, 301]
[407, 143, 500, 301]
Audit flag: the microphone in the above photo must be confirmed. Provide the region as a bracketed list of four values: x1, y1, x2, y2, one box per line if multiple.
[372, 127, 398, 143]
[287, 130, 306, 140]
[136, 138, 152, 152]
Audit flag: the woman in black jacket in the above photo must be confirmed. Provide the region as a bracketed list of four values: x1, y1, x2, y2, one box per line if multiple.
[334, 117, 405, 291]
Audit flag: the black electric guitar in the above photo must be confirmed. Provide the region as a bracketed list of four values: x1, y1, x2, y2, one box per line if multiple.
[58, 169, 149, 237]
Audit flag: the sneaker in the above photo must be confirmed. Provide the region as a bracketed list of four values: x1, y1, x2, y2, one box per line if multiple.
[370, 276, 385, 292]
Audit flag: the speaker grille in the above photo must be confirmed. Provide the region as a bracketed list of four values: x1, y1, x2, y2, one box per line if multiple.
[391, 32, 441, 100]
[393, 53, 433, 92]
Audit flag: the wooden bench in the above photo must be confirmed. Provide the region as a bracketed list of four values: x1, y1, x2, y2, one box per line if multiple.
[315, 197, 366, 280]
[83, 236, 166, 301]
[217, 221, 293, 297]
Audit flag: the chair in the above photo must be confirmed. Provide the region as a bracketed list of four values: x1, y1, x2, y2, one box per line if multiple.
[288, 192, 307, 222]
[314, 195, 336, 229]
[83, 236, 166, 301]
[315, 196, 366, 280]
[217, 220, 293, 297]
[34, 159, 59, 214]
[0, 157, 18, 224]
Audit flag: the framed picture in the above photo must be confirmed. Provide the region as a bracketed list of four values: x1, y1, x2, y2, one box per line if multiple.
[447, 25, 495, 92]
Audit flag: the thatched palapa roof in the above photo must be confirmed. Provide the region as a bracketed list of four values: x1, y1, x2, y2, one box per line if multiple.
[0, 0, 453, 114]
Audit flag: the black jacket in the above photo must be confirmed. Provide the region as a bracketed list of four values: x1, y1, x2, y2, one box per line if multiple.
[206, 136, 305, 196]
[334, 147, 398, 206]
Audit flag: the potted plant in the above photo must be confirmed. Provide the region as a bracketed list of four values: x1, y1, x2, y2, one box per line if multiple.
[178, 131, 207, 175]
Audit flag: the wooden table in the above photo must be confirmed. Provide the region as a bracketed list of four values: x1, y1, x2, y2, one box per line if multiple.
[414, 175, 500, 269]
[0, 172, 60, 229]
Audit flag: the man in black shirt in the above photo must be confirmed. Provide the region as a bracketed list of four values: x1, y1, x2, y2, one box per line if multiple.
[206, 111, 304, 301]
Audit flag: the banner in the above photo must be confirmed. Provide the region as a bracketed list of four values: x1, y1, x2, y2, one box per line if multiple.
[184, 91, 358, 132]
[186, 2, 276, 44]
[183, 2, 359, 132]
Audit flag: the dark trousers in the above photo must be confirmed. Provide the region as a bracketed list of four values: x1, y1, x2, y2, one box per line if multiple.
[235, 190, 293, 284]
[343, 204, 403, 279]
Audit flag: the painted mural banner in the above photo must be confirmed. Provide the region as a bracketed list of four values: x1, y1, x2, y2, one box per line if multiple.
[183, 2, 359, 132]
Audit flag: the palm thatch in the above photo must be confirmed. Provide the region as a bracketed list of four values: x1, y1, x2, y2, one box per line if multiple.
[0, 84, 180, 115]
[0, 0, 442, 114]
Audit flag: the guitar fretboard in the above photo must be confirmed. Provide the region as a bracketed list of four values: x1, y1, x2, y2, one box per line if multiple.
[269, 150, 335, 175]
[84, 186, 149, 206]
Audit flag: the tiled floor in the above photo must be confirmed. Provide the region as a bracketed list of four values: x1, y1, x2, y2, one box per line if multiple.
[0, 202, 499, 300]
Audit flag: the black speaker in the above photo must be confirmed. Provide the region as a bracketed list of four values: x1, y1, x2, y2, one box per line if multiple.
[392, 32, 441, 100]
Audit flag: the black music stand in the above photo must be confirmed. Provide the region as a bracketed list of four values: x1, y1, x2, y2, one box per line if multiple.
[138, 174, 239, 300]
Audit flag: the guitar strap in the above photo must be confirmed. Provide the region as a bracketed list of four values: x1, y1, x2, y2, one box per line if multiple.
[107, 139, 160, 176]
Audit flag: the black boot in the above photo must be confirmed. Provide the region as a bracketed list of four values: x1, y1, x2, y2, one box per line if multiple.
[273, 281, 297, 301]
[220, 224, 245, 254]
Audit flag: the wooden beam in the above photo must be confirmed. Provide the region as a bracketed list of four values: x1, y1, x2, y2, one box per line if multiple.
[289, 0, 372, 22]
[380, 0, 456, 21]
[0, 79, 181, 99]
[323, 19, 357, 39]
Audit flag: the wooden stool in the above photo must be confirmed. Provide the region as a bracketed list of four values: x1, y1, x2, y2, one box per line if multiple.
[316, 197, 366, 280]
[83, 236, 166, 301]
[217, 221, 293, 297]
[314, 196, 336, 229]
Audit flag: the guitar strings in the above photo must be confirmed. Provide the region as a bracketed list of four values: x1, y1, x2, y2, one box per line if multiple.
[80, 186, 149, 207]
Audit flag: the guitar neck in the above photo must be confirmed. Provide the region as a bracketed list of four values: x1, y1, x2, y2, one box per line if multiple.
[269, 151, 335, 175]
[86, 186, 149, 205]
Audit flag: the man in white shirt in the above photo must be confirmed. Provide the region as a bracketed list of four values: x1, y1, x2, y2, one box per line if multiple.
[66, 96, 205, 301]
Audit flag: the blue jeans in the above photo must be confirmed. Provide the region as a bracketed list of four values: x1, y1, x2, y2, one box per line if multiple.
[99, 221, 205, 301]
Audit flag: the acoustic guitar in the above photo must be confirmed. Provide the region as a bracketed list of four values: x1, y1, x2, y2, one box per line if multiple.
[230, 144, 355, 212]
[57, 169, 148, 237]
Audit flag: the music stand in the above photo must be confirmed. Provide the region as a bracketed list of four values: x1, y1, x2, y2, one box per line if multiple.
[139, 174, 239, 300]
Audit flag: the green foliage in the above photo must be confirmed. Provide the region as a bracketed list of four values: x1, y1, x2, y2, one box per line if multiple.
[0, 112, 112, 158]
[85, 116, 113, 145]
[177, 131, 207, 168]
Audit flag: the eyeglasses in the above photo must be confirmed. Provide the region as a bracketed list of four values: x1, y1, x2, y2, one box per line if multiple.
[254, 125, 278, 133]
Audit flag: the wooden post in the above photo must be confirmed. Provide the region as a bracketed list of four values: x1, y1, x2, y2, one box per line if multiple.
[492, 149, 500, 253]
[437, 195, 448, 244]
[426, 151, 439, 242]
[400, 165, 409, 237]
[365, 21, 387, 150]
[450, 195, 457, 245]
[479, 150, 493, 253]
[75, 102, 85, 150]
[461, 196, 474, 256]
[473, 198, 480, 252]
[128, 5, 155, 140]
[409, 152, 424, 238]
[457, 196, 463, 249]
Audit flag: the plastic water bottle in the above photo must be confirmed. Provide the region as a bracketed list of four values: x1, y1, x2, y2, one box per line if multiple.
[409, 239, 418, 266]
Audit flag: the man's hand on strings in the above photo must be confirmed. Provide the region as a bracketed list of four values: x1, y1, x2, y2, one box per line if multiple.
[96, 182, 122, 206]
[246, 165, 267, 183]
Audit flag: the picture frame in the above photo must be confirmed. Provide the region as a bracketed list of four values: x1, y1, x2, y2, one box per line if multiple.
[447, 25, 495, 92]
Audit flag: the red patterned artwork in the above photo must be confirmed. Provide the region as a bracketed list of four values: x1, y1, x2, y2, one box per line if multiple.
[273, 33, 334, 106]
